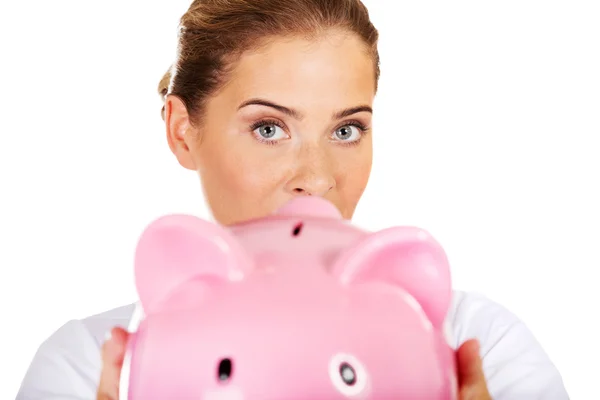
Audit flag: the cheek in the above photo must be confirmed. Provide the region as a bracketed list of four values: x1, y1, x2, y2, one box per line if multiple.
[335, 146, 373, 198]
[196, 138, 289, 199]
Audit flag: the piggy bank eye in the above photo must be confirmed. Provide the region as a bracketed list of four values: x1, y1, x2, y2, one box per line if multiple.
[339, 362, 357, 385]
[329, 353, 368, 397]
[217, 358, 233, 383]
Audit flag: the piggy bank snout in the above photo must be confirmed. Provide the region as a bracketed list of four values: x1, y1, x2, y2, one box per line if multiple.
[202, 352, 369, 399]
[274, 196, 343, 219]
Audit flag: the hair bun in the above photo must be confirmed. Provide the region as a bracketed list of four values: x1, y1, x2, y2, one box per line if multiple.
[158, 68, 172, 120]
[158, 68, 172, 99]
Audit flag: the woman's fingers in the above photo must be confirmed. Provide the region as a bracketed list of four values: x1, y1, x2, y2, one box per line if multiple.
[97, 327, 129, 400]
[457, 339, 492, 400]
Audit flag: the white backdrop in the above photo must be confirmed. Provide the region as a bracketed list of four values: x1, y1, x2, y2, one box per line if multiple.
[0, 0, 598, 398]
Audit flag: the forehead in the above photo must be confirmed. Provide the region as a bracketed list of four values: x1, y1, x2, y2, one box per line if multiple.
[223, 31, 376, 107]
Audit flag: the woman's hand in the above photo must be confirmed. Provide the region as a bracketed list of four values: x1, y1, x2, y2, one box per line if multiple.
[457, 339, 492, 400]
[97, 327, 130, 400]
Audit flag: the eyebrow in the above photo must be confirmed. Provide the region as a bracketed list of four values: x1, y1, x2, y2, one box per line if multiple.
[237, 98, 372, 120]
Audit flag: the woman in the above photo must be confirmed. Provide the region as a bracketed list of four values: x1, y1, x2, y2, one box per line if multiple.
[17, 0, 568, 399]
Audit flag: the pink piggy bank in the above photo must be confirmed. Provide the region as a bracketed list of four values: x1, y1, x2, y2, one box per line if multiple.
[120, 197, 457, 399]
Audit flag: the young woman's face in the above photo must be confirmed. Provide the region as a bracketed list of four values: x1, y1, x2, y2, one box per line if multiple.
[166, 31, 376, 225]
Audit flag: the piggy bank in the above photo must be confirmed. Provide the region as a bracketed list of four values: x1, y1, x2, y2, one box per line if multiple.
[120, 197, 457, 399]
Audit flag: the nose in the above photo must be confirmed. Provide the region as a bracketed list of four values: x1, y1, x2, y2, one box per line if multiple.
[285, 148, 335, 197]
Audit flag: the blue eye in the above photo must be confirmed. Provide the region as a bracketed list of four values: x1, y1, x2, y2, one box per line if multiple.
[257, 124, 278, 139]
[334, 125, 361, 141]
[332, 121, 369, 145]
[250, 120, 289, 144]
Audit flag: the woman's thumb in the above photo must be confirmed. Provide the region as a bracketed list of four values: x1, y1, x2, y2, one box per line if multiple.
[97, 327, 129, 400]
[457, 339, 492, 400]
[101, 327, 129, 366]
[457, 339, 485, 385]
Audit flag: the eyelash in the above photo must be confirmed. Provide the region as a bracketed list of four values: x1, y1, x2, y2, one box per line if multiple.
[336, 119, 370, 147]
[249, 118, 370, 147]
[249, 119, 285, 146]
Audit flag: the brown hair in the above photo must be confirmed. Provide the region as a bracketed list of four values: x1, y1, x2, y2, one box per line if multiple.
[158, 0, 380, 123]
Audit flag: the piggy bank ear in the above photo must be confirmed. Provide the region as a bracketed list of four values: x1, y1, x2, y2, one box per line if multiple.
[274, 197, 343, 219]
[134, 214, 253, 313]
[331, 227, 452, 328]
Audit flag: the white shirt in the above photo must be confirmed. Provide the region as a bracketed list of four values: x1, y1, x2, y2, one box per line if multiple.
[16, 291, 569, 399]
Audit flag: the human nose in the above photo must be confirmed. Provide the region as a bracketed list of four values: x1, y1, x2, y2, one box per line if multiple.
[284, 146, 335, 197]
